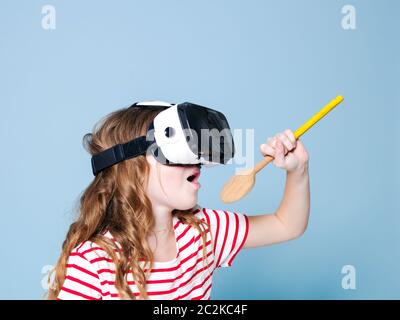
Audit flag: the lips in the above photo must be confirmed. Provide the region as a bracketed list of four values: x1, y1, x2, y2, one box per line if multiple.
[186, 167, 201, 188]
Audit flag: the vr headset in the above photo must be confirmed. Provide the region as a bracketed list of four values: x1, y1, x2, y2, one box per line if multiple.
[91, 101, 235, 175]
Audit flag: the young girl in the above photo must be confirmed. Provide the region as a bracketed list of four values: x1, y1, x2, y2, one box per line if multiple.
[48, 101, 310, 300]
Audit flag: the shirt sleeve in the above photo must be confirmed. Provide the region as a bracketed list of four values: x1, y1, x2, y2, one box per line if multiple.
[201, 208, 249, 268]
[57, 252, 103, 300]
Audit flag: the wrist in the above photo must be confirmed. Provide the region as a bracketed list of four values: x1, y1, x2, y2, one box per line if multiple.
[287, 164, 309, 178]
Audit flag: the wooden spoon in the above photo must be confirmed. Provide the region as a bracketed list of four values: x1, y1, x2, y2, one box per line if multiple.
[220, 95, 344, 203]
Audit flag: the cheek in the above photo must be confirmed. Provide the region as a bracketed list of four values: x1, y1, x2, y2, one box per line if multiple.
[160, 166, 185, 189]
[147, 164, 185, 197]
[145, 159, 197, 209]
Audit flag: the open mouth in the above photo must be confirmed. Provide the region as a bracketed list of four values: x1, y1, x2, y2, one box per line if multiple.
[186, 169, 201, 188]
[187, 173, 199, 182]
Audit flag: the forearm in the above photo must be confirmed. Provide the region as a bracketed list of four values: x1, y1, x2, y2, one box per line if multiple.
[244, 133, 310, 248]
[275, 165, 310, 237]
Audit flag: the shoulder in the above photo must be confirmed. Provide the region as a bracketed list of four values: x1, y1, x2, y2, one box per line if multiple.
[195, 206, 247, 222]
[70, 232, 115, 264]
[192, 206, 218, 226]
[194, 207, 249, 235]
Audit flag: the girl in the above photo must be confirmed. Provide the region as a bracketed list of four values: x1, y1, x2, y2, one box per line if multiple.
[48, 101, 310, 300]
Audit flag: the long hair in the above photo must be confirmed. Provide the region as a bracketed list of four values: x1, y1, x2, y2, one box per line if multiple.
[47, 104, 209, 299]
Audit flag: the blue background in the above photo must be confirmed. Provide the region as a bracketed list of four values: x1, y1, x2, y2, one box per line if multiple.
[0, 0, 398, 299]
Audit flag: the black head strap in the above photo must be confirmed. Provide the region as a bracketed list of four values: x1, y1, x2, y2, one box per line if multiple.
[90, 102, 172, 175]
[91, 136, 152, 175]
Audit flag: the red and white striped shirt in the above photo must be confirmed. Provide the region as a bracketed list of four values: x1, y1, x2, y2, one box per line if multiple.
[57, 207, 249, 300]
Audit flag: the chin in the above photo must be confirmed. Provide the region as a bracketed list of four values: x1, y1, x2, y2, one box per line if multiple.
[176, 205, 196, 211]
[175, 199, 198, 211]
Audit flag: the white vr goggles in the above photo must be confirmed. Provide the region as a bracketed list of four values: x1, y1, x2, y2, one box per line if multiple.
[91, 101, 235, 175]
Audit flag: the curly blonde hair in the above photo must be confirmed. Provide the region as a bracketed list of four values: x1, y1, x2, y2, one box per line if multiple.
[47, 104, 208, 299]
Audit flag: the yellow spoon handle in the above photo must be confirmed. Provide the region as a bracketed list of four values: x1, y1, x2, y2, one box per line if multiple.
[254, 95, 344, 174]
[294, 95, 344, 139]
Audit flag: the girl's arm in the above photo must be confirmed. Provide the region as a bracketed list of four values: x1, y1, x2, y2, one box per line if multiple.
[243, 129, 311, 248]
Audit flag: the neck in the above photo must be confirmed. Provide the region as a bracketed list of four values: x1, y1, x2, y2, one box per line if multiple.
[150, 203, 174, 235]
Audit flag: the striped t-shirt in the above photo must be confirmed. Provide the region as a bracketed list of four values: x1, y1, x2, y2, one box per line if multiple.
[57, 207, 249, 300]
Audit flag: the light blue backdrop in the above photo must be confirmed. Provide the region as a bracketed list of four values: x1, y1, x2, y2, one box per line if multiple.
[0, 0, 398, 299]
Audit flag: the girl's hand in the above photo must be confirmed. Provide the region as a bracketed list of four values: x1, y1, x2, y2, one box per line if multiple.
[260, 129, 309, 173]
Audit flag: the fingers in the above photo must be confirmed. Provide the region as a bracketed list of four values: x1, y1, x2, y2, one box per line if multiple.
[273, 139, 285, 167]
[293, 139, 310, 162]
[277, 133, 293, 153]
[260, 129, 308, 171]
[283, 129, 297, 148]
[260, 142, 275, 157]
[260, 129, 297, 156]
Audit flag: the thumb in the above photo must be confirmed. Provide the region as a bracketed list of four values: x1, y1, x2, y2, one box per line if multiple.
[260, 143, 275, 157]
